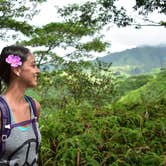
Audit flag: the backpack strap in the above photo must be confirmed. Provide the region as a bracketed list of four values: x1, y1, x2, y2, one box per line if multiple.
[24, 96, 39, 153]
[0, 96, 40, 157]
[25, 96, 37, 117]
[0, 96, 11, 157]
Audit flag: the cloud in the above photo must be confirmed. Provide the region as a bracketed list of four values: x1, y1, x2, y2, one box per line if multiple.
[104, 25, 166, 53]
[1, 0, 166, 54]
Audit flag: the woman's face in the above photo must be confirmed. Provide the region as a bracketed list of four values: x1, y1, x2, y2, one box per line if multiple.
[19, 53, 40, 88]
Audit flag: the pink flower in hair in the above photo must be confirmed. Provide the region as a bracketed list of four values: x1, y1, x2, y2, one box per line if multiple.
[5, 54, 22, 67]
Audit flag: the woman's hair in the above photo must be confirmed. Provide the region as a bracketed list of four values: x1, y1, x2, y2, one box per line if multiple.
[0, 45, 30, 93]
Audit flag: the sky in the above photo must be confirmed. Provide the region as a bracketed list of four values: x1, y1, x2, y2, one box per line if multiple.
[31, 0, 166, 53]
[1, 0, 166, 54]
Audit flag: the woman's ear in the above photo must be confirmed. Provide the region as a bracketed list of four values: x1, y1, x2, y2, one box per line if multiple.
[11, 67, 21, 77]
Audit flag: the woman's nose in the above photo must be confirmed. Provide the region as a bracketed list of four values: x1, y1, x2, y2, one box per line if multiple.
[36, 66, 40, 73]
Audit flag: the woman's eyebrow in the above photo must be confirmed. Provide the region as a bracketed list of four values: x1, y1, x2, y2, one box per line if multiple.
[30, 60, 36, 63]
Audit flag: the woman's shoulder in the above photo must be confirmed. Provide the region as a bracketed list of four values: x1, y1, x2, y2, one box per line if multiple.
[26, 96, 41, 119]
[33, 98, 41, 112]
[32, 97, 41, 119]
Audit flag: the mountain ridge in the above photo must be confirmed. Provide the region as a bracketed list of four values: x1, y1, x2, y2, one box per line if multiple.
[98, 45, 166, 75]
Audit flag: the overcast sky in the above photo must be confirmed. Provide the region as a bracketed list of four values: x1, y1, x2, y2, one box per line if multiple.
[1, 0, 166, 54]
[31, 0, 166, 53]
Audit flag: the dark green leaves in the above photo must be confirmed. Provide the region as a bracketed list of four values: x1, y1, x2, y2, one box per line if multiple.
[58, 0, 133, 28]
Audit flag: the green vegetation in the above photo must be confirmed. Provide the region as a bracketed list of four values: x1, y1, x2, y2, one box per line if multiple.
[27, 63, 166, 166]
[1, 0, 166, 165]
[98, 45, 166, 75]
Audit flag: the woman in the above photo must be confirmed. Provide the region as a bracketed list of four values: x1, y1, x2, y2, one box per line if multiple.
[0, 45, 41, 165]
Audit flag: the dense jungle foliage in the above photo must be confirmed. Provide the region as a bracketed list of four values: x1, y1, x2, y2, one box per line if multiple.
[27, 62, 166, 166]
[1, 0, 166, 165]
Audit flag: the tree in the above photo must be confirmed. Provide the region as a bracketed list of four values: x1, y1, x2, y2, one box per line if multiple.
[20, 21, 108, 66]
[20, 0, 166, 65]
[134, 0, 166, 27]
[20, 0, 134, 65]
[134, 0, 166, 15]
[0, 0, 46, 41]
[1, 0, 165, 65]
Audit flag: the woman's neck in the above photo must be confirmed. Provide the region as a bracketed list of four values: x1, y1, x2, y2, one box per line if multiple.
[3, 82, 26, 103]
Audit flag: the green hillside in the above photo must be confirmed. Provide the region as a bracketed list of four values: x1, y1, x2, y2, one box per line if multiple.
[113, 69, 166, 110]
[98, 45, 166, 75]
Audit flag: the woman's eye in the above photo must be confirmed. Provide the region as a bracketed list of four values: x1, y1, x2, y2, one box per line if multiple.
[32, 64, 36, 67]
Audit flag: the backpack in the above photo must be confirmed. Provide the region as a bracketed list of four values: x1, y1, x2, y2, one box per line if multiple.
[0, 95, 39, 158]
